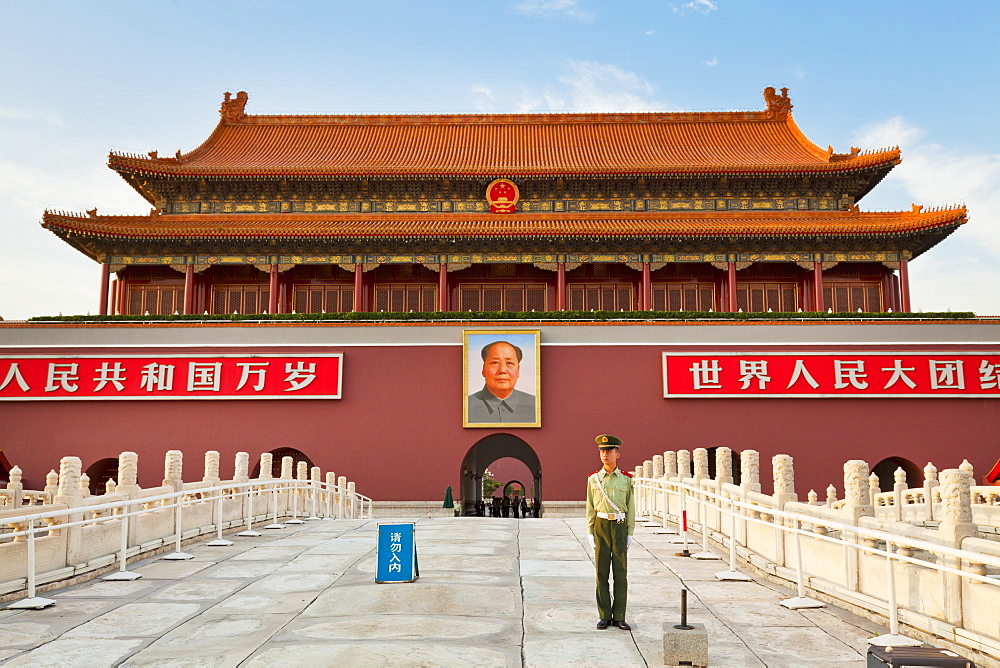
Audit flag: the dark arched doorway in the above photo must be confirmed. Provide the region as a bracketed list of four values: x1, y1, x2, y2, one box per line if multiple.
[251, 447, 314, 478]
[460, 433, 541, 515]
[872, 456, 921, 492]
[85, 457, 119, 496]
[706, 446, 742, 486]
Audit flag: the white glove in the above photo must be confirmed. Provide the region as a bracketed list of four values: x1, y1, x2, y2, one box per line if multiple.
[587, 534, 596, 549]
[627, 535, 633, 550]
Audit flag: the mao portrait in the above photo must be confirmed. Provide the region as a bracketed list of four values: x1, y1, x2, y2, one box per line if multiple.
[464, 330, 541, 428]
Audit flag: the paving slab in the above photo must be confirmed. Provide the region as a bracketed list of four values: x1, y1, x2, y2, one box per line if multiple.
[0, 516, 889, 666]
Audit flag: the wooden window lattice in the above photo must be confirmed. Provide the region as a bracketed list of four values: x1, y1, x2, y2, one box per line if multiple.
[459, 284, 547, 312]
[292, 285, 354, 314]
[736, 282, 798, 312]
[823, 282, 883, 312]
[126, 286, 183, 315]
[651, 283, 715, 311]
[210, 285, 269, 314]
[374, 284, 437, 312]
[567, 283, 633, 311]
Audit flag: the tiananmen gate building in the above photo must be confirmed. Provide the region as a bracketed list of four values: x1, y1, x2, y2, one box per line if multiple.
[1, 87, 997, 509]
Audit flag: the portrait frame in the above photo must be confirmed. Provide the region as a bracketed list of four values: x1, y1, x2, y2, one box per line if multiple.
[463, 329, 541, 428]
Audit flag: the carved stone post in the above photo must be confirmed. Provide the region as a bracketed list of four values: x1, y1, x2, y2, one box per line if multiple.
[893, 468, 907, 522]
[772, 455, 796, 508]
[234, 452, 250, 483]
[868, 472, 880, 510]
[337, 475, 347, 519]
[826, 484, 837, 507]
[643, 460, 653, 478]
[44, 469, 59, 502]
[6, 465, 24, 507]
[259, 453, 273, 480]
[348, 481, 357, 518]
[923, 462, 938, 522]
[740, 450, 761, 493]
[162, 450, 183, 493]
[203, 450, 221, 485]
[938, 468, 976, 626]
[54, 456, 85, 564]
[79, 473, 91, 498]
[843, 460, 873, 520]
[663, 451, 677, 480]
[280, 457, 293, 480]
[116, 452, 140, 498]
[105, 479, 117, 495]
[652, 455, 664, 478]
[325, 472, 336, 517]
[693, 448, 709, 483]
[297, 461, 308, 480]
[715, 447, 734, 486]
[677, 450, 692, 480]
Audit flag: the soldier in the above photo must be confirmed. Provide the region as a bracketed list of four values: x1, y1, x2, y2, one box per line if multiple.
[586, 434, 634, 631]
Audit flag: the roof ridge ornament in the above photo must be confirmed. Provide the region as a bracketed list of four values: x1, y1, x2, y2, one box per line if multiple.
[763, 86, 792, 119]
[221, 91, 249, 124]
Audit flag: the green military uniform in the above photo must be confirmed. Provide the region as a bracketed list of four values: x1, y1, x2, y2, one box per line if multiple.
[586, 435, 635, 625]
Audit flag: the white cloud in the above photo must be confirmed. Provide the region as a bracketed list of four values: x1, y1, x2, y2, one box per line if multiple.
[673, 0, 717, 15]
[512, 0, 596, 22]
[645, 30, 655, 35]
[470, 60, 666, 113]
[703, 56, 718, 66]
[0, 106, 64, 126]
[854, 116, 1000, 314]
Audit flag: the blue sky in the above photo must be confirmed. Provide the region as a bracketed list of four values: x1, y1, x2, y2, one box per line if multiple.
[1, 0, 998, 318]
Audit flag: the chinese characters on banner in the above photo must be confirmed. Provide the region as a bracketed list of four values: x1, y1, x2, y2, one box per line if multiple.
[663, 353, 1000, 398]
[0, 355, 342, 400]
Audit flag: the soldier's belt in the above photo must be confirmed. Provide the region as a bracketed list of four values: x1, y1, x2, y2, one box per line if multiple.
[596, 512, 626, 522]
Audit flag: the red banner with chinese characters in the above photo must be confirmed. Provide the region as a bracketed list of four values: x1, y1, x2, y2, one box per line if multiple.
[663, 353, 1000, 398]
[0, 355, 342, 400]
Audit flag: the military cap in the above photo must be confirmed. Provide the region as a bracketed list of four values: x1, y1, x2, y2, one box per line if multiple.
[595, 434, 622, 450]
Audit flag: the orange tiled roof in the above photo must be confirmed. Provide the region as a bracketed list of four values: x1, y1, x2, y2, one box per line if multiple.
[42, 207, 966, 241]
[106, 90, 900, 179]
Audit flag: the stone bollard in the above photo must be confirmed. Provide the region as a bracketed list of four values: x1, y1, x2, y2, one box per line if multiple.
[6, 465, 24, 507]
[234, 452, 250, 483]
[203, 450, 221, 485]
[162, 450, 183, 493]
[677, 450, 692, 480]
[663, 451, 677, 480]
[715, 447, 734, 486]
[740, 450, 761, 494]
[653, 455, 664, 478]
[693, 448, 709, 483]
[923, 462, 938, 522]
[662, 589, 708, 667]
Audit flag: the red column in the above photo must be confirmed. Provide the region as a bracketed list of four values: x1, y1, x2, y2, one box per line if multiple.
[880, 270, 894, 312]
[641, 262, 652, 311]
[727, 261, 737, 312]
[899, 259, 911, 313]
[812, 261, 824, 312]
[109, 279, 118, 316]
[353, 263, 364, 312]
[118, 277, 127, 315]
[98, 264, 110, 315]
[269, 264, 279, 314]
[183, 264, 195, 315]
[556, 262, 566, 311]
[438, 263, 449, 312]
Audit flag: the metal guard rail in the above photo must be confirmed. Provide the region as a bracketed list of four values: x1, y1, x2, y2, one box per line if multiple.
[2, 478, 372, 607]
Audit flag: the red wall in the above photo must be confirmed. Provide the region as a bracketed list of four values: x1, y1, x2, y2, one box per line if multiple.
[2, 344, 997, 500]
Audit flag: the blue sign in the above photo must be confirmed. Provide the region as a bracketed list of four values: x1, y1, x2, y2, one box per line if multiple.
[375, 522, 418, 583]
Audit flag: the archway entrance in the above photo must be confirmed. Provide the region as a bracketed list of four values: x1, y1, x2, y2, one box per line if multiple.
[251, 447, 314, 479]
[460, 433, 541, 516]
[872, 456, 921, 492]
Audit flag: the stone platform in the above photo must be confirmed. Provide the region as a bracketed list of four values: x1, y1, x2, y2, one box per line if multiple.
[0, 517, 884, 666]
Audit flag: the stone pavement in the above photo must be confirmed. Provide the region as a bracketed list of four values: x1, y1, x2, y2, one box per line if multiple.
[0, 517, 885, 666]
